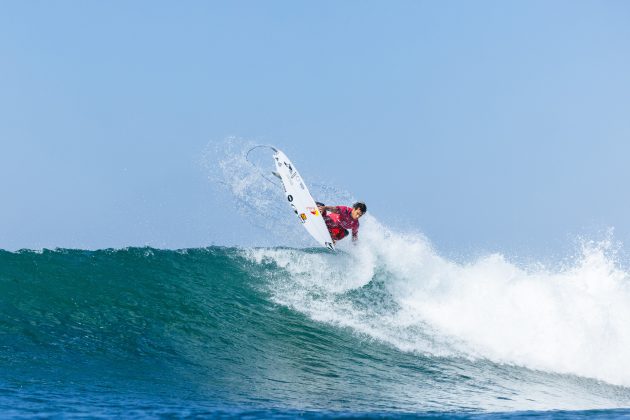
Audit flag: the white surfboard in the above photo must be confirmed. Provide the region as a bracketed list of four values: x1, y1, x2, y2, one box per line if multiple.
[272, 149, 335, 251]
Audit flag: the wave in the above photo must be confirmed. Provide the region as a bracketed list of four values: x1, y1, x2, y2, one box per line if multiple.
[2, 241, 630, 412]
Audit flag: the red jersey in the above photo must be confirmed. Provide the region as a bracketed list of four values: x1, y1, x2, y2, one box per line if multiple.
[324, 206, 360, 241]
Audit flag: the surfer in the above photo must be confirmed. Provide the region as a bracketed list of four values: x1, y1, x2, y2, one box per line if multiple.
[315, 202, 366, 243]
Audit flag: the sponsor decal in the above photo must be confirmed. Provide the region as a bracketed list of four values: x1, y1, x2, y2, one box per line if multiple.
[299, 213, 307, 222]
[284, 162, 293, 172]
[299, 182, 305, 190]
[287, 195, 293, 202]
[306, 207, 319, 216]
[325, 242, 334, 250]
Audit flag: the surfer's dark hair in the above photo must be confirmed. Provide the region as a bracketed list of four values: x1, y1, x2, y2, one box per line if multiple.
[353, 202, 367, 213]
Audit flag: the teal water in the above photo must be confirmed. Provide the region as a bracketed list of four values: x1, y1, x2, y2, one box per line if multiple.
[2, 247, 630, 417]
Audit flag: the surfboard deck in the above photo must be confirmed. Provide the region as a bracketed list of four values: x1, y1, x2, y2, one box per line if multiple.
[272, 149, 335, 251]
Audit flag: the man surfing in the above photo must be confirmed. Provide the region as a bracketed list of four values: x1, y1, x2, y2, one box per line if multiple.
[315, 201, 367, 243]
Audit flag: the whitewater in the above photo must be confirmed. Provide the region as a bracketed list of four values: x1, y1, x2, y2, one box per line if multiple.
[2, 142, 630, 417]
[247, 218, 630, 389]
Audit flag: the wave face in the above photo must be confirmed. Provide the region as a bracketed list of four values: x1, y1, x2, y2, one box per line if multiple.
[2, 239, 630, 416]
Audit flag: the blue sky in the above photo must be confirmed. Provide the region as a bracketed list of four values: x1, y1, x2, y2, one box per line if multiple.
[1, 1, 629, 257]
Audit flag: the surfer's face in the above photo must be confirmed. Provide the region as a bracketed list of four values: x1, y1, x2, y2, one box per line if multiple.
[351, 208, 364, 220]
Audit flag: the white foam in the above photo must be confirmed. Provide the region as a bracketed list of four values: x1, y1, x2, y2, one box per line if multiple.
[246, 217, 630, 388]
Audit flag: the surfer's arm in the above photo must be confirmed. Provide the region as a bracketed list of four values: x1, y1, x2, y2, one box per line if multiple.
[352, 228, 358, 242]
[322, 206, 339, 213]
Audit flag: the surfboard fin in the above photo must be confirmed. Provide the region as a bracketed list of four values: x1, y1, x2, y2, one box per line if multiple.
[271, 171, 281, 179]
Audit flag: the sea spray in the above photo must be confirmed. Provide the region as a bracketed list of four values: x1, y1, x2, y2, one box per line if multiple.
[202, 137, 355, 248]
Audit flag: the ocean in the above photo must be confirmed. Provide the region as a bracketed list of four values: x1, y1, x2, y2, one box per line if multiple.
[2, 233, 630, 417]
